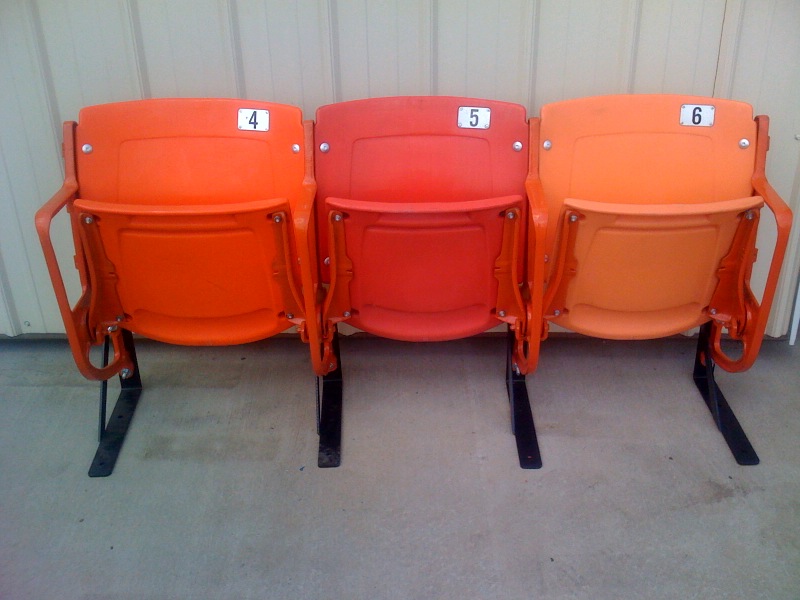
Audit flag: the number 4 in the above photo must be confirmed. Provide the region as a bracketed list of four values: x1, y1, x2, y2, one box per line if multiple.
[248, 110, 258, 129]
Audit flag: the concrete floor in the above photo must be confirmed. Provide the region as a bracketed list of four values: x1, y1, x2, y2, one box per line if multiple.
[1, 334, 798, 599]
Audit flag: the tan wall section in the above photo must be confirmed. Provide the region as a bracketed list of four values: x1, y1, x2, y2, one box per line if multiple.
[1, 0, 798, 337]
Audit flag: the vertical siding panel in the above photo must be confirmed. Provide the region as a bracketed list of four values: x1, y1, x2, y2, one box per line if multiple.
[334, 0, 432, 100]
[35, 0, 142, 118]
[0, 2, 72, 334]
[533, 0, 642, 108]
[726, 0, 800, 335]
[0, 281, 14, 336]
[633, 0, 726, 95]
[235, 0, 335, 113]
[437, 0, 535, 105]
[135, 0, 238, 97]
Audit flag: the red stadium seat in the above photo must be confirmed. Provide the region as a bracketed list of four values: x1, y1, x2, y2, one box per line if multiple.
[312, 96, 544, 468]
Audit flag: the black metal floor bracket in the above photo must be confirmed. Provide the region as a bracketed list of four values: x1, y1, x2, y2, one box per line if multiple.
[506, 330, 543, 469]
[317, 332, 343, 468]
[88, 330, 143, 477]
[692, 322, 759, 465]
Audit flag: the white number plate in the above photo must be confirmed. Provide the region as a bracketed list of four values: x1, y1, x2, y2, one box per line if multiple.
[680, 104, 715, 127]
[458, 106, 491, 129]
[238, 108, 270, 131]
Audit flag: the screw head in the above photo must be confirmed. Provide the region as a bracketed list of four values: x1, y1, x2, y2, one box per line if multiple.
[512, 141, 523, 152]
[291, 144, 301, 153]
[107, 324, 118, 332]
[569, 213, 578, 223]
[498, 310, 506, 317]
[739, 138, 750, 149]
[319, 142, 330, 153]
[83, 216, 94, 224]
[323, 257, 331, 266]
[120, 368, 131, 379]
[710, 308, 717, 315]
[553, 309, 561, 316]
[286, 313, 294, 320]
[343, 311, 352, 318]
[273, 214, 283, 223]
[543, 140, 552, 150]
[81, 144, 93, 154]
[333, 214, 343, 222]
[506, 211, 516, 220]
[745, 210, 755, 220]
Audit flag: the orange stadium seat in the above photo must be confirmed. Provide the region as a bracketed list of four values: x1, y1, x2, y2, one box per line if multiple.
[312, 96, 545, 468]
[532, 95, 792, 464]
[35, 98, 321, 475]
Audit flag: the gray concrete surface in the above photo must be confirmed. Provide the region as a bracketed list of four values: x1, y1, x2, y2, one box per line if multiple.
[1, 335, 798, 599]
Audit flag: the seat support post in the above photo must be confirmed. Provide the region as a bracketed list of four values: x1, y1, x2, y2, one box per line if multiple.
[693, 322, 759, 465]
[506, 329, 543, 469]
[317, 332, 343, 468]
[88, 330, 143, 477]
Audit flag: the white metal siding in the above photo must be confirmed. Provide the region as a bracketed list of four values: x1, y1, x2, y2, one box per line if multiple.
[1, 0, 798, 338]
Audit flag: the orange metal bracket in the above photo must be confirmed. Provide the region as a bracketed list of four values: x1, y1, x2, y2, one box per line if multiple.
[34, 122, 133, 381]
[321, 210, 355, 345]
[517, 118, 550, 374]
[709, 115, 793, 372]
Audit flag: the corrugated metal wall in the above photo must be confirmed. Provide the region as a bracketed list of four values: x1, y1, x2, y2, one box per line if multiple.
[2, 0, 799, 338]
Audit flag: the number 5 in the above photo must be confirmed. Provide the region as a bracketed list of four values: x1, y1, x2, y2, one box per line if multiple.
[469, 108, 479, 127]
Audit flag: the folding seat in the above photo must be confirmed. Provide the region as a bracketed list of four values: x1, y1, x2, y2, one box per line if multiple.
[36, 98, 321, 475]
[531, 94, 792, 464]
[311, 96, 547, 468]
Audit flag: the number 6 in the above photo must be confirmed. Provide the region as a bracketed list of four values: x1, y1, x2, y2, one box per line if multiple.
[692, 106, 702, 125]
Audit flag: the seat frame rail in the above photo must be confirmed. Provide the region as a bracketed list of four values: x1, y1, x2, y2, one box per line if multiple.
[506, 329, 543, 469]
[88, 330, 143, 477]
[693, 322, 759, 465]
[317, 332, 343, 468]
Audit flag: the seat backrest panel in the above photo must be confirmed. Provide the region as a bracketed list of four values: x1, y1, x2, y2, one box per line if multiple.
[75, 98, 305, 206]
[539, 95, 756, 230]
[314, 96, 529, 289]
[315, 96, 528, 203]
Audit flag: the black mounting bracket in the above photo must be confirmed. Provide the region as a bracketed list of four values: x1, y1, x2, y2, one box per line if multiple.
[88, 330, 143, 477]
[693, 322, 759, 465]
[506, 330, 543, 469]
[317, 332, 343, 468]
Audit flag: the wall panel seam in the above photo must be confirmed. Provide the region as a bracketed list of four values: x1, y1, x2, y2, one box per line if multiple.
[126, 0, 151, 99]
[227, 0, 247, 99]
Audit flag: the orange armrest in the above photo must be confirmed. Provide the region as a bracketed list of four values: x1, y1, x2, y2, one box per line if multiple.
[35, 181, 78, 237]
[752, 175, 793, 233]
[524, 175, 548, 229]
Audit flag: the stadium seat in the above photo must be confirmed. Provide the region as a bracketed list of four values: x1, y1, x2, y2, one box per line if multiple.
[35, 98, 321, 475]
[312, 96, 545, 468]
[533, 94, 792, 464]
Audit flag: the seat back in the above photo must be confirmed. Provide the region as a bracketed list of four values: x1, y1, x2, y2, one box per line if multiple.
[538, 95, 766, 343]
[75, 98, 305, 205]
[314, 96, 529, 341]
[71, 99, 308, 346]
